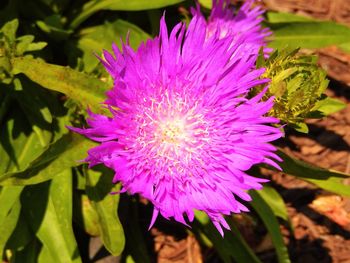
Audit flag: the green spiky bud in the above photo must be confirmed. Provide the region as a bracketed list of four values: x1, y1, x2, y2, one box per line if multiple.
[256, 48, 331, 132]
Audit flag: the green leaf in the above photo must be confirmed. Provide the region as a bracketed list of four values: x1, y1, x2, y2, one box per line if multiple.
[0, 198, 21, 254]
[38, 244, 55, 263]
[15, 35, 34, 56]
[250, 191, 291, 263]
[194, 212, 261, 263]
[1, 19, 18, 44]
[76, 19, 150, 73]
[198, 0, 212, 9]
[267, 12, 313, 23]
[309, 97, 346, 117]
[277, 150, 350, 196]
[10, 238, 41, 263]
[0, 106, 47, 175]
[269, 21, 350, 49]
[13, 78, 53, 147]
[0, 133, 96, 185]
[0, 185, 23, 223]
[36, 15, 73, 41]
[256, 185, 288, 221]
[22, 172, 82, 263]
[338, 42, 350, 53]
[73, 192, 100, 236]
[26, 42, 47, 52]
[69, 0, 184, 29]
[86, 167, 125, 256]
[6, 212, 33, 251]
[293, 122, 309, 133]
[11, 56, 108, 112]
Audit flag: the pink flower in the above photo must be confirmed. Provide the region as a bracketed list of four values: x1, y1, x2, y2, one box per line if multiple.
[193, 0, 271, 56]
[71, 11, 281, 235]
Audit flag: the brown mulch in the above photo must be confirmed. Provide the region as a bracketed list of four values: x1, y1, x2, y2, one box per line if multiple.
[263, 0, 350, 27]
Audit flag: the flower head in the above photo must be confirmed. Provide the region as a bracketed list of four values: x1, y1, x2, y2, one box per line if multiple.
[71, 13, 282, 235]
[193, 0, 271, 56]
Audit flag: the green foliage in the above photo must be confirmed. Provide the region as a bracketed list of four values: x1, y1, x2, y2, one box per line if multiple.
[198, 0, 212, 9]
[250, 191, 291, 263]
[75, 19, 150, 73]
[276, 150, 350, 196]
[256, 185, 288, 221]
[11, 57, 109, 112]
[85, 167, 125, 256]
[268, 16, 350, 49]
[194, 211, 262, 263]
[69, 0, 184, 29]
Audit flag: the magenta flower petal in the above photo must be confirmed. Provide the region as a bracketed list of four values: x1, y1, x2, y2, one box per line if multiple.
[71, 13, 282, 235]
[193, 0, 271, 57]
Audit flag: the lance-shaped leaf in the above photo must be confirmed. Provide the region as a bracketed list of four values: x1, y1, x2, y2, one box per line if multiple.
[269, 21, 350, 49]
[86, 167, 125, 256]
[22, 171, 82, 263]
[0, 186, 24, 223]
[250, 191, 291, 263]
[76, 19, 150, 73]
[276, 150, 350, 196]
[308, 97, 346, 118]
[0, 106, 47, 176]
[0, 198, 21, 255]
[73, 192, 100, 236]
[0, 133, 96, 185]
[256, 185, 289, 221]
[194, 211, 261, 263]
[11, 57, 108, 112]
[198, 0, 212, 9]
[69, 0, 184, 29]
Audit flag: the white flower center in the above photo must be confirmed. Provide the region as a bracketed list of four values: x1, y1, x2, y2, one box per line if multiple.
[133, 93, 212, 175]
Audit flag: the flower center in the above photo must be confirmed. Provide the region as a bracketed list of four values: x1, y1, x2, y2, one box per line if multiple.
[159, 119, 186, 145]
[134, 94, 212, 176]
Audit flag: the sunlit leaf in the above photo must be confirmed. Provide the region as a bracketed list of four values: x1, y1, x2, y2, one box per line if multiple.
[0, 106, 47, 176]
[194, 212, 261, 263]
[256, 185, 288, 221]
[250, 191, 291, 263]
[0, 133, 96, 185]
[0, 186, 23, 223]
[277, 150, 350, 196]
[0, 198, 21, 254]
[198, 0, 212, 9]
[269, 21, 350, 49]
[11, 57, 108, 112]
[76, 19, 150, 73]
[73, 192, 100, 236]
[86, 167, 125, 256]
[6, 212, 33, 251]
[22, 171, 82, 263]
[267, 12, 312, 23]
[69, 0, 184, 29]
[309, 97, 346, 117]
[1, 19, 18, 44]
[338, 42, 350, 53]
